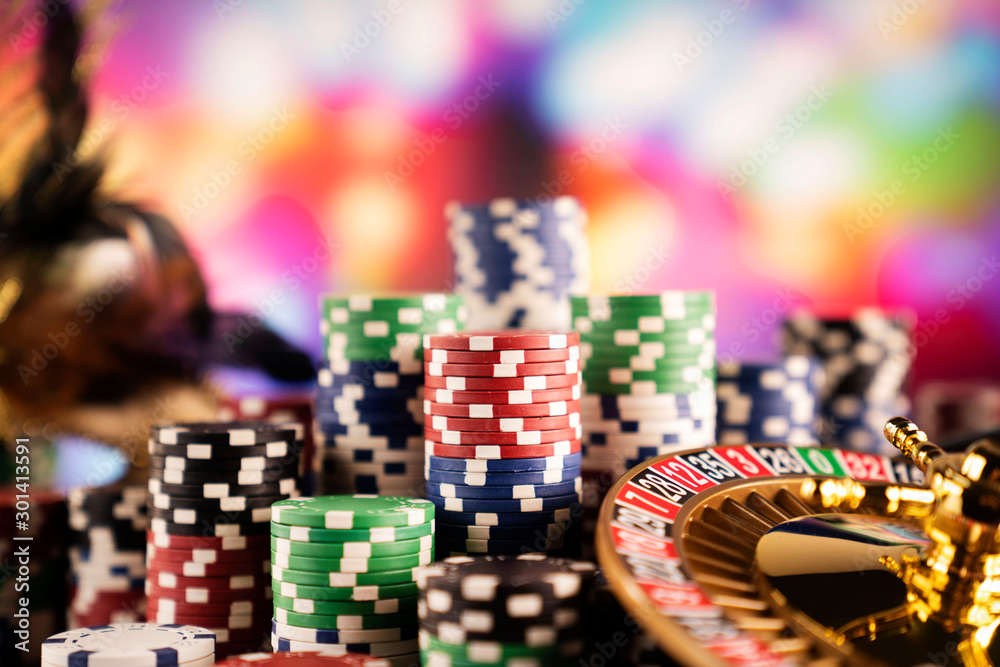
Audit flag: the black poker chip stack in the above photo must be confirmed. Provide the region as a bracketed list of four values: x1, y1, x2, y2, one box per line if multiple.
[68, 483, 148, 627]
[145, 421, 304, 657]
[417, 555, 598, 667]
[782, 309, 913, 455]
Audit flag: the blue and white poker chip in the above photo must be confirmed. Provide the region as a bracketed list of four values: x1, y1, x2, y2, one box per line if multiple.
[424, 452, 582, 473]
[41, 623, 216, 667]
[436, 507, 576, 526]
[271, 619, 417, 644]
[427, 492, 582, 514]
[435, 521, 575, 540]
[424, 467, 582, 486]
[426, 479, 581, 500]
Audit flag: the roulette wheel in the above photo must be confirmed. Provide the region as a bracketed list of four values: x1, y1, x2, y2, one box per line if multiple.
[596, 417, 1000, 666]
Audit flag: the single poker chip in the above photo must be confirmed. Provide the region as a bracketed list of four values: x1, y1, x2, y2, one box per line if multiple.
[148, 544, 270, 564]
[272, 550, 433, 573]
[148, 516, 271, 538]
[145, 570, 267, 591]
[148, 477, 299, 498]
[272, 578, 420, 601]
[427, 348, 578, 364]
[148, 493, 287, 513]
[272, 564, 421, 587]
[435, 537, 574, 555]
[145, 581, 268, 604]
[147, 533, 270, 552]
[424, 400, 580, 419]
[417, 554, 595, 601]
[425, 479, 580, 500]
[149, 440, 292, 460]
[425, 468, 580, 487]
[271, 496, 434, 530]
[153, 422, 302, 445]
[266, 634, 420, 667]
[41, 623, 216, 667]
[272, 619, 418, 644]
[272, 592, 418, 616]
[423, 427, 581, 446]
[272, 606, 415, 630]
[271, 534, 434, 558]
[425, 492, 581, 514]
[147, 506, 273, 527]
[425, 441, 581, 460]
[425, 386, 581, 405]
[150, 466, 292, 486]
[143, 609, 267, 628]
[147, 557, 270, 577]
[316, 433, 424, 452]
[420, 630, 579, 661]
[425, 453, 582, 473]
[423, 373, 580, 391]
[150, 454, 295, 473]
[146, 596, 264, 617]
[270, 520, 434, 544]
[426, 414, 579, 433]
[435, 522, 577, 541]
[433, 507, 576, 526]
[424, 360, 579, 378]
[423, 331, 578, 351]
[320, 448, 426, 464]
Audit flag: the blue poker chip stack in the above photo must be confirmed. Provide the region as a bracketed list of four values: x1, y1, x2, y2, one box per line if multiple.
[715, 356, 824, 445]
[782, 309, 913, 455]
[446, 197, 590, 330]
[314, 294, 466, 495]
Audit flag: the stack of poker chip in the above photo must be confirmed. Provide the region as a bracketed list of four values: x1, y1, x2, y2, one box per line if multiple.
[715, 356, 824, 446]
[315, 294, 466, 496]
[446, 197, 590, 330]
[269, 495, 435, 666]
[423, 331, 584, 557]
[416, 555, 597, 667]
[572, 293, 717, 474]
[782, 309, 913, 455]
[42, 623, 216, 667]
[1, 489, 67, 667]
[146, 422, 304, 656]
[215, 653, 399, 666]
[218, 392, 315, 494]
[68, 483, 148, 627]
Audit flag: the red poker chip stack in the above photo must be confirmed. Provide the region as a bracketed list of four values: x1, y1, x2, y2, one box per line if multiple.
[422, 331, 585, 557]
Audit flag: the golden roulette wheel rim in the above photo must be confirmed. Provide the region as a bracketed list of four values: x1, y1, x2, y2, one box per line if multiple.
[595, 441, 931, 667]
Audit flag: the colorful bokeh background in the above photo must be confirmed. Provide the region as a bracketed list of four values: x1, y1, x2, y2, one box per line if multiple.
[83, 0, 1000, 389]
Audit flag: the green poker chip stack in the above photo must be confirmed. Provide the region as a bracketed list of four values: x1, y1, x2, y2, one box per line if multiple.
[269, 495, 435, 662]
[316, 293, 466, 495]
[571, 293, 719, 540]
